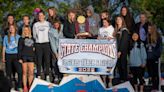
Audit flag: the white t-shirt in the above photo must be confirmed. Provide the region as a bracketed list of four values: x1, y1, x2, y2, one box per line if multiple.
[33, 21, 51, 43]
[98, 25, 114, 38]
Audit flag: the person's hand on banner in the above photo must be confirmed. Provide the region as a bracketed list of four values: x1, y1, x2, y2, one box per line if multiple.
[97, 36, 100, 40]
[52, 53, 56, 59]
[107, 37, 113, 40]
[117, 52, 121, 58]
[52, 53, 59, 60]
[19, 59, 23, 63]
[75, 35, 78, 39]
[55, 53, 59, 60]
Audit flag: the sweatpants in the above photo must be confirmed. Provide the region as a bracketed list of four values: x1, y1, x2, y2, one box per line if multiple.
[35, 43, 51, 77]
[5, 54, 22, 88]
[147, 60, 159, 90]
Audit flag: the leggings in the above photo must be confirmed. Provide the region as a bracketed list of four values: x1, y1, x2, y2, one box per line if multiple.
[147, 60, 159, 90]
[5, 54, 22, 88]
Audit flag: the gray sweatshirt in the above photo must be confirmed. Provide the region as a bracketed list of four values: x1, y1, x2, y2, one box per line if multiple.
[33, 21, 51, 43]
[86, 5, 100, 36]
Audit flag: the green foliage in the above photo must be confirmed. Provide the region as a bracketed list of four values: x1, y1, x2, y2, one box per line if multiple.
[129, 0, 164, 30]
[0, 0, 163, 31]
[0, 0, 49, 24]
[0, 0, 72, 25]
[58, 2, 71, 16]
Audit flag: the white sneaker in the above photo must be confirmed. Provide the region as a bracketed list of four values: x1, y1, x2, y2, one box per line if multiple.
[38, 76, 41, 79]
[46, 76, 50, 82]
[108, 82, 113, 88]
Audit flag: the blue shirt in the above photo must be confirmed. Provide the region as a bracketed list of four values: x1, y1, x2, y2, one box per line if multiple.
[3, 35, 20, 54]
[139, 26, 146, 41]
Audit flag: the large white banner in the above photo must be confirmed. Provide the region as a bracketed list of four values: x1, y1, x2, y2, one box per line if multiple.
[58, 39, 117, 75]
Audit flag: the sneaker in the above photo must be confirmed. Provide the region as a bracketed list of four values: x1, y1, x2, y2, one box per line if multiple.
[53, 77, 60, 84]
[108, 82, 113, 88]
[38, 76, 41, 79]
[46, 76, 50, 82]
[18, 88, 23, 92]
[10, 87, 15, 92]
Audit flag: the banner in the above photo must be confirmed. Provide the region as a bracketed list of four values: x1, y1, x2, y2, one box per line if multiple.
[58, 39, 117, 75]
[29, 75, 134, 92]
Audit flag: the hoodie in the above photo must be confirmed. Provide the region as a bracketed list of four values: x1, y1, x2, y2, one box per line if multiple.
[86, 5, 100, 38]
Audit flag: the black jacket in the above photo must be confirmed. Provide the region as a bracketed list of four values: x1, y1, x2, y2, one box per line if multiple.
[146, 36, 163, 61]
[134, 22, 149, 44]
[116, 28, 130, 55]
[63, 19, 76, 38]
[135, 22, 149, 34]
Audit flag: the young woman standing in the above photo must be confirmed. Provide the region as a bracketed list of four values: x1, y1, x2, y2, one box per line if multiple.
[129, 33, 147, 92]
[49, 20, 64, 83]
[98, 18, 114, 87]
[33, 11, 51, 81]
[146, 23, 162, 92]
[63, 9, 77, 38]
[114, 16, 129, 82]
[120, 6, 135, 34]
[2, 14, 18, 38]
[2, 25, 22, 91]
[18, 26, 35, 92]
[47, 7, 63, 25]
[18, 15, 31, 35]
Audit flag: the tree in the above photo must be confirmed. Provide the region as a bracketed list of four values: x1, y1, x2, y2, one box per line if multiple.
[129, 0, 164, 30]
[0, 0, 72, 25]
[0, 0, 163, 31]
